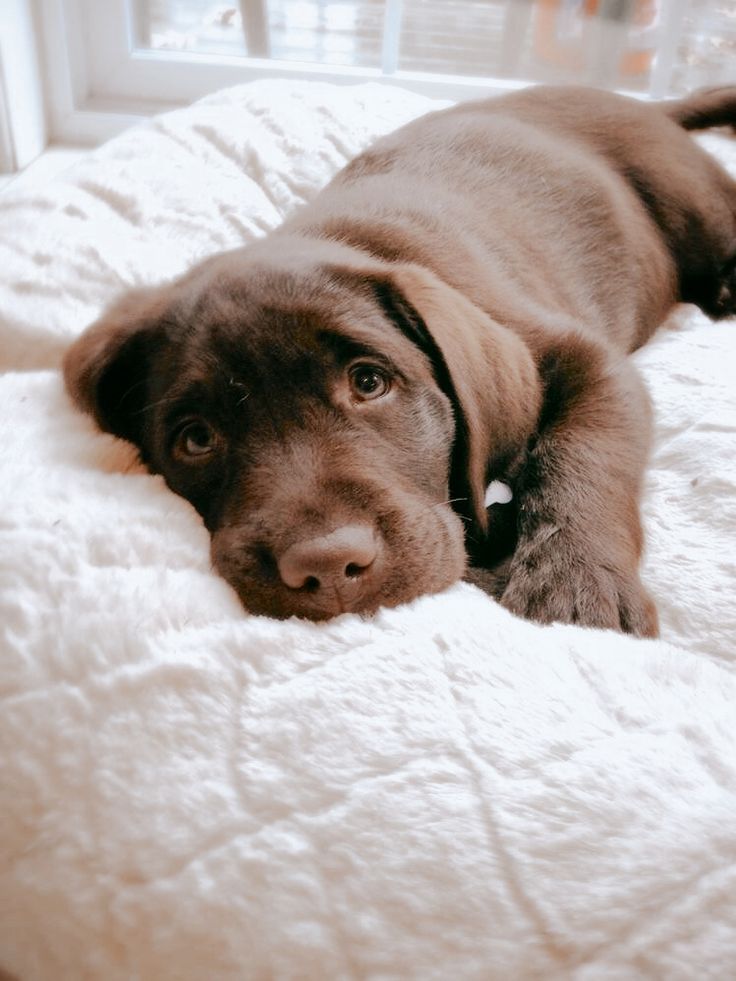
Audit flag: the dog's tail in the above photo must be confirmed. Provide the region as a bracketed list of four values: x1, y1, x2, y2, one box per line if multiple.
[664, 86, 736, 132]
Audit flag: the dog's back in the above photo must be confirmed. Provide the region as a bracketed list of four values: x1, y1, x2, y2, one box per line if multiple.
[283, 85, 736, 351]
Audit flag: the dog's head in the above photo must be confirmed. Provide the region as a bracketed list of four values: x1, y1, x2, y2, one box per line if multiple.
[64, 239, 539, 619]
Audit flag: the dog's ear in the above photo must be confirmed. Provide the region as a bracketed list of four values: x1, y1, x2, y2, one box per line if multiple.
[63, 287, 170, 446]
[373, 264, 541, 531]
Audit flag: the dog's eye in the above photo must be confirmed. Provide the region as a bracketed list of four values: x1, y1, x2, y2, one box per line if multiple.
[349, 363, 391, 401]
[173, 420, 218, 460]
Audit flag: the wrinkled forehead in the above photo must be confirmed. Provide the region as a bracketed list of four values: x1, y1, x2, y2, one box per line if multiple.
[161, 265, 432, 387]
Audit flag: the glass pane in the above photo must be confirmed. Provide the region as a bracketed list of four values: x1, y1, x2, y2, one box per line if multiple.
[398, 0, 736, 94]
[142, 2, 248, 55]
[135, 1, 736, 95]
[398, 0, 513, 79]
[269, 0, 383, 66]
[681, 0, 736, 91]
[139, 1, 383, 67]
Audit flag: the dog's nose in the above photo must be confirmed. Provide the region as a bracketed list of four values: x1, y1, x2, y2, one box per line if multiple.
[277, 525, 378, 604]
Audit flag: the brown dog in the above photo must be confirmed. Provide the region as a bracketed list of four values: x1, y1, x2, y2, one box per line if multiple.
[64, 85, 736, 633]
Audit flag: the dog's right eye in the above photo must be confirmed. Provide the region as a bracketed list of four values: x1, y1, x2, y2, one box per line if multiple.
[172, 420, 218, 461]
[348, 363, 391, 401]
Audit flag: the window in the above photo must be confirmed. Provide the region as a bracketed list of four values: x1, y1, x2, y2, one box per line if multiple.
[39, 0, 736, 144]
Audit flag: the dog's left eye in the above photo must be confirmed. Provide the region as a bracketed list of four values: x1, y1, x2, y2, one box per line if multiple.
[349, 363, 391, 401]
[172, 420, 218, 460]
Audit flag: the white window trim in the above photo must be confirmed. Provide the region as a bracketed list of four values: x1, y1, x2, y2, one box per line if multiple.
[38, 0, 151, 145]
[39, 0, 691, 148]
[1, 0, 48, 171]
[39, 0, 533, 146]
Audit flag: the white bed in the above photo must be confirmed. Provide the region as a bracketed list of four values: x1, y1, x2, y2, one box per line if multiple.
[1, 80, 735, 979]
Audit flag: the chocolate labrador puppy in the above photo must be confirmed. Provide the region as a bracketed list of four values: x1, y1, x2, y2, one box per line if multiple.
[64, 85, 736, 633]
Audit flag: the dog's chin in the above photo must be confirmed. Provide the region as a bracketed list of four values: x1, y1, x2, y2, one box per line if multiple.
[212, 506, 468, 622]
[229, 569, 464, 622]
[234, 588, 387, 623]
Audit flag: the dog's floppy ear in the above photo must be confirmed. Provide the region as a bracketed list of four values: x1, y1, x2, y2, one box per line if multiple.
[63, 287, 170, 446]
[374, 264, 541, 531]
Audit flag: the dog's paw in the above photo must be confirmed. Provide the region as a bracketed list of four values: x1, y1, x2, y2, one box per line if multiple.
[705, 255, 736, 319]
[714, 261, 736, 317]
[500, 529, 658, 637]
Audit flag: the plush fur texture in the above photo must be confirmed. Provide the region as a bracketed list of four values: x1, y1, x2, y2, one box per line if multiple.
[1, 81, 735, 979]
[63, 85, 736, 633]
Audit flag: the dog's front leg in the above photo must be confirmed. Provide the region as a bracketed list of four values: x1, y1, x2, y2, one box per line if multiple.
[500, 341, 658, 637]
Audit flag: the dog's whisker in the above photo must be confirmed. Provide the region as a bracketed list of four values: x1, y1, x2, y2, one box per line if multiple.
[129, 394, 183, 417]
[227, 377, 250, 407]
[114, 377, 148, 412]
[431, 501, 472, 525]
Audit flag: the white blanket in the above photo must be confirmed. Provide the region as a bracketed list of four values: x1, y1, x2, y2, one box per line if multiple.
[1, 81, 735, 980]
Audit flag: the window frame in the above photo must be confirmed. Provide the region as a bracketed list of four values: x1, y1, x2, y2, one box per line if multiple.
[38, 0, 692, 147]
[39, 0, 535, 145]
[1, 0, 47, 171]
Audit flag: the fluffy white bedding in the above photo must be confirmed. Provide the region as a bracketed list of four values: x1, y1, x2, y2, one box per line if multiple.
[1, 81, 735, 980]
